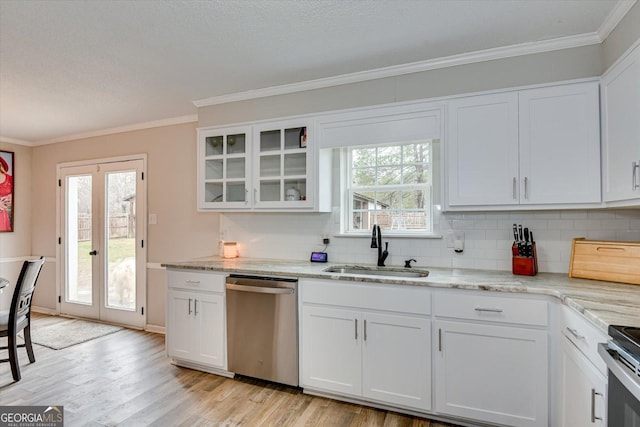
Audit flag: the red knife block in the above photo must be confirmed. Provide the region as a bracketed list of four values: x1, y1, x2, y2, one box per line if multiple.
[512, 243, 538, 276]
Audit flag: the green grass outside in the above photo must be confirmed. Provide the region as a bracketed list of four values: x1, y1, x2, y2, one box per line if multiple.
[77, 238, 135, 264]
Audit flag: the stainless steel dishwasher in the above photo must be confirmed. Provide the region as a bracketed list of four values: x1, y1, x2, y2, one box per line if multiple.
[226, 274, 298, 386]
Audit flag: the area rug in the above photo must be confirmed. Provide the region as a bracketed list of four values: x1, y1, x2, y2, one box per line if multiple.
[24, 319, 123, 350]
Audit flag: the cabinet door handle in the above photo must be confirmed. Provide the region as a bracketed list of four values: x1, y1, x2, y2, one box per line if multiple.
[438, 328, 442, 352]
[364, 319, 367, 341]
[633, 161, 639, 191]
[591, 388, 603, 422]
[188, 298, 192, 315]
[254, 188, 258, 203]
[355, 318, 358, 340]
[513, 177, 517, 199]
[194, 299, 198, 316]
[566, 327, 585, 340]
[475, 307, 503, 313]
[524, 176, 529, 199]
[185, 280, 200, 285]
[245, 188, 249, 205]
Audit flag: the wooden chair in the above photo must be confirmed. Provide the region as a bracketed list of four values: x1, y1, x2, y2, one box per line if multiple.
[0, 257, 45, 381]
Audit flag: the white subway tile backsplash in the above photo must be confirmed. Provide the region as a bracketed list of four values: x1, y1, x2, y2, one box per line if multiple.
[221, 209, 640, 274]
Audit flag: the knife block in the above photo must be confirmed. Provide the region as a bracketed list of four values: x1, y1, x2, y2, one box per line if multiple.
[512, 243, 538, 276]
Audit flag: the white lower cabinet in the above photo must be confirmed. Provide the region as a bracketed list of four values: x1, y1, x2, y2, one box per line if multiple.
[433, 291, 549, 427]
[434, 320, 548, 427]
[300, 279, 431, 412]
[556, 305, 608, 426]
[362, 312, 431, 409]
[301, 306, 362, 396]
[559, 338, 607, 426]
[166, 270, 227, 370]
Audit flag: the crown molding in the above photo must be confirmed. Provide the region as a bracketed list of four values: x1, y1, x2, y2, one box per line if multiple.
[598, 0, 637, 41]
[0, 136, 34, 146]
[194, 32, 602, 108]
[33, 114, 198, 146]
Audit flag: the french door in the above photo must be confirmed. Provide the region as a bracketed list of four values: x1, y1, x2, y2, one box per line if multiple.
[59, 158, 146, 328]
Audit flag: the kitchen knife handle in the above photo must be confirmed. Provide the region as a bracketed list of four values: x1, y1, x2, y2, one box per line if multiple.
[512, 177, 517, 199]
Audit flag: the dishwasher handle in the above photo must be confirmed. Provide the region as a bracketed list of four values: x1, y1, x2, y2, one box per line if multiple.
[226, 283, 295, 295]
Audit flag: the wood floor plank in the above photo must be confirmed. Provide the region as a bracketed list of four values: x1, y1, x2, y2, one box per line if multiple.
[1, 314, 464, 427]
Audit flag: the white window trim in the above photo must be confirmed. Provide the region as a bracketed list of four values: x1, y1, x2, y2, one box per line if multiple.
[340, 142, 436, 237]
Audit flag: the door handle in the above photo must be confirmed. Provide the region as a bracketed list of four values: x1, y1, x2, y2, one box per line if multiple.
[591, 388, 603, 422]
[566, 327, 585, 340]
[188, 298, 192, 315]
[524, 176, 529, 199]
[89, 250, 98, 256]
[633, 161, 639, 191]
[194, 299, 198, 316]
[475, 307, 503, 313]
[226, 283, 294, 294]
[512, 177, 517, 200]
[355, 318, 358, 340]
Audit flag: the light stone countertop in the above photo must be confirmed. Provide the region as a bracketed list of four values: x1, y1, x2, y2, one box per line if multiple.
[162, 257, 640, 333]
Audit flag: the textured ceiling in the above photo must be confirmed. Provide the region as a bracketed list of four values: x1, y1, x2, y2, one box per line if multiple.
[0, 0, 633, 143]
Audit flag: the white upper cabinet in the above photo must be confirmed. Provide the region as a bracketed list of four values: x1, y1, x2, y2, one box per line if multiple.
[197, 126, 252, 210]
[601, 43, 640, 206]
[519, 83, 601, 204]
[197, 119, 330, 211]
[253, 120, 314, 209]
[447, 92, 519, 206]
[446, 81, 601, 210]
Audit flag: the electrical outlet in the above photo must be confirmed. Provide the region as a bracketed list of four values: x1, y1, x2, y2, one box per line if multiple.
[323, 238, 330, 245]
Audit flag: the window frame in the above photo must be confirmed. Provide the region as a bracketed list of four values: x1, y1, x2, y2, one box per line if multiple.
[341, 140, 435, 237]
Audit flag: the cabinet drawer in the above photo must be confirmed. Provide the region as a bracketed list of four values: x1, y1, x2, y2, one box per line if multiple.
[559, 305, 608, 376]
[167, 269, 226, 293]
[301, 279, 430, 315]
[434, 291, 548, 326]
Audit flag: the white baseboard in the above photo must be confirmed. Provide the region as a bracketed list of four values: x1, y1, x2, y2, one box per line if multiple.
[146, 324, 166, 334]
[32, 305, 58, 315]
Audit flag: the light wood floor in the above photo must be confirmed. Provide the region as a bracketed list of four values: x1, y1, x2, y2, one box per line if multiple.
[1, 313, 463, 427]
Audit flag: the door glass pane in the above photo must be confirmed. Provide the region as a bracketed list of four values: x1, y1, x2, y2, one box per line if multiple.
[226, 158, 245, 179]
[105, 171, 136, 310]
[205, 136, 223, 156]
[226, 134, 245, 154]
[226, 183, 246, 202]
[260, 130, 281, 152]
[260, 180, 280, 201]
[205, 159, 223, 180]
[66, 175, 92, 304]
[260, 155, 280, 177]
[284, 127, 304, 150]
[284, 153, 306, 176]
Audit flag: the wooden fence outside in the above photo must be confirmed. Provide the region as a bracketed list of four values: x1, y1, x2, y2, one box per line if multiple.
[77, 214, 134, 241]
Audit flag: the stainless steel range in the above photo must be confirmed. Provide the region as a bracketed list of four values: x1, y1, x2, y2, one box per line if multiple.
[599, 325, 640, 426]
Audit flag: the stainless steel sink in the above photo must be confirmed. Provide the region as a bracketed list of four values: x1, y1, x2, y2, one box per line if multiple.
[323, 265, 429, 278]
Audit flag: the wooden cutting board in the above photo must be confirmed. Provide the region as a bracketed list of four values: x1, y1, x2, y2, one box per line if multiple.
[569, 238, 640, 285]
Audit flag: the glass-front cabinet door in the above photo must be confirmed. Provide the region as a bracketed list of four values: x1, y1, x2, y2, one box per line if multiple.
[198, 126, 251, 209]
[254, 120, 313, 209]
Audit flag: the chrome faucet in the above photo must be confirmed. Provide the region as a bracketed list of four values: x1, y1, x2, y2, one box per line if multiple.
[370, 224, 389, 267]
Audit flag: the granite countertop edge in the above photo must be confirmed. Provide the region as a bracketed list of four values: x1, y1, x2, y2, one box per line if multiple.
[162, 257, 640, 333]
